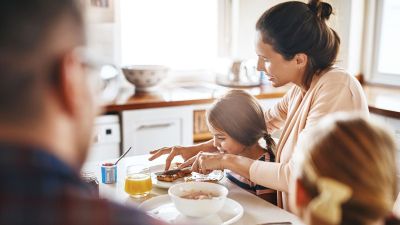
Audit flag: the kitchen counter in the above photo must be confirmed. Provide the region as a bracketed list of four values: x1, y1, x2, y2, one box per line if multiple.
[105, 82, 400, 119]
[363, 85, 400, 118]
[105, 83, 289, 112]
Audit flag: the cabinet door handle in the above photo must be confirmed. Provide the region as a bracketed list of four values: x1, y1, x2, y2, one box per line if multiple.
[137, 123, 174, 130]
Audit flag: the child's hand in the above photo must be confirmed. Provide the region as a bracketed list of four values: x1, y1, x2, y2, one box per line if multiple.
[177, 155, 197, 170]
[149, 140, 217, 171]
[149, 145, 202, 171]
[191, 152, 225, 174]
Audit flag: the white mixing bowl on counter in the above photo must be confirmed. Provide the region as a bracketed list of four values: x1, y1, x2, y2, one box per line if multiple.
[168, 182, 228, 218]
[121, 65, 168, 92]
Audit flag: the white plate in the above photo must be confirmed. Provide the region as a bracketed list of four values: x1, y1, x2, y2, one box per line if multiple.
[149, 164, 185, 189]
[149, 164, 224, 189]
[139, 195, 244, 225]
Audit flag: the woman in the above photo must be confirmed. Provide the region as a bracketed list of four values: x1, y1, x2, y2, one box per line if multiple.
[149, 0, 369, 209]
[290, 115, 399, 225]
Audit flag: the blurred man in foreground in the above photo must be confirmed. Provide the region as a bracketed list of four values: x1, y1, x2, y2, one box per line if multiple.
[0, 0, 166, 224]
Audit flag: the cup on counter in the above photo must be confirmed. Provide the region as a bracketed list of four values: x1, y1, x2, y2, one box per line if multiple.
[101, 163, 117, 184]
[124, 165, 152, 198]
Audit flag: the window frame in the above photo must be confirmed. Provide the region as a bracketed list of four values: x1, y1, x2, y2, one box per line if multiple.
[365, 0, 400, 86]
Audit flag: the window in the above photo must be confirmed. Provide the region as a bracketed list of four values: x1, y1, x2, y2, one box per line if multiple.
[118, 0, 220, 72]
[369, 0, 400, 85]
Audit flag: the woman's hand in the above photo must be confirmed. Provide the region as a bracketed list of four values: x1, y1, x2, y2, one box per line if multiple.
[190, 152, 255, 179]
[190, 152, 225, 174]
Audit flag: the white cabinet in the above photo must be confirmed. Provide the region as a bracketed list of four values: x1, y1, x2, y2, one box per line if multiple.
[120, 98, 281, 156]
[387, 116, 400, 191]
[371, 113, 400, 191]
[371, 113, 400, 150]
[370, 113, 387, 124]
[387, 117, 400, 146]
[122, 106, 193, 156]
[87, 115, 121, 162]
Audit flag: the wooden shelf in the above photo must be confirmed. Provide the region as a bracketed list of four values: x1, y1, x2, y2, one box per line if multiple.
[193, 132, 212, 142]
[193, 109, 212, 142]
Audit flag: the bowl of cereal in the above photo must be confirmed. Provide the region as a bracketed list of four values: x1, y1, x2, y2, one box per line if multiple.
[168, 182, 228, 217]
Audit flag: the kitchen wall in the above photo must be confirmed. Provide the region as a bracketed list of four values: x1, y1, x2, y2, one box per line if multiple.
[85, 0, 364, 76]
[87, 24, 116, 63]
[84, 0, 117, 63]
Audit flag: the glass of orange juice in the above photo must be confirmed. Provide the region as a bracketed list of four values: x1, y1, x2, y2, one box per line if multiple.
[124, 165, 152, 198]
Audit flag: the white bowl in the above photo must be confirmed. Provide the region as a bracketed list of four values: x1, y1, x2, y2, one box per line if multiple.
[121, 65, 168, 91]
[168, 182, 228, 218]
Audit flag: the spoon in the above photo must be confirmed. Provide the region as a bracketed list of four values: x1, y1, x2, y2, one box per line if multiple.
[114, 147, 132, 165]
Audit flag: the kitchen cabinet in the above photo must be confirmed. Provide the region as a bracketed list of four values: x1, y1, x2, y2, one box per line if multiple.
[371, 113, 400, 150]
[386, 116, 400, 186]
[370, 113, 387, 124]
[122, 106, 193, 156]
[192, 104, 213, 142]
[371, 113, 400, 192]
[87, 115, 121, 162]
[121, 98, 282, 151]
[387, 117, 400, 147]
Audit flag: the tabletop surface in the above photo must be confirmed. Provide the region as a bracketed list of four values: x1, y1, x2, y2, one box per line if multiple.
[83, 154, 304, 225]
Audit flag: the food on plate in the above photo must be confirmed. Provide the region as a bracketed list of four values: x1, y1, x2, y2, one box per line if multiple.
[184, 176, 219, 183]
[155, 167, 192, 182]
[180, 190, 218, 200]
[184, 171, 221, 183]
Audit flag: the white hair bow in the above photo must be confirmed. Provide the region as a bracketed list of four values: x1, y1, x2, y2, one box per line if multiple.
[303, 163, 353, 224]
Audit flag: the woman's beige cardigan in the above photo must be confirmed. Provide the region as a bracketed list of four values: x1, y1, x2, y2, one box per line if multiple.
[250, 67, 369, 209]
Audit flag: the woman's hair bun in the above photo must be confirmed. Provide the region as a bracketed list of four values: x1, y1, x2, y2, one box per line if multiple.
[308, 0, 333, 21]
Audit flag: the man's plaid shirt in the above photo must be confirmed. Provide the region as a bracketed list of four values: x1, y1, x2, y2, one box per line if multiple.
[0, 142, 166, 225]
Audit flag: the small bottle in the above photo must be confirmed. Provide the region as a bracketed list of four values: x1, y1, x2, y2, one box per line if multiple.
[101, 162, 117, 184]
[81, 171, 100, 198]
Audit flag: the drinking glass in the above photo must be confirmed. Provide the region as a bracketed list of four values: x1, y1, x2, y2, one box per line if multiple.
[124, 165, 152, 198]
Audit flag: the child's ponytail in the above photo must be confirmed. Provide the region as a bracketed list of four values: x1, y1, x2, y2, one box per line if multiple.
[263, 132, 276, 161]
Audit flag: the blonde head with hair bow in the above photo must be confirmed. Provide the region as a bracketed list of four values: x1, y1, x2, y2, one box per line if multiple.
[292, 115, 398, 225]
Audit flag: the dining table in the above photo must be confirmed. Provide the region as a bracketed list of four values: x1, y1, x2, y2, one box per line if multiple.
[83, 154, 304, 225]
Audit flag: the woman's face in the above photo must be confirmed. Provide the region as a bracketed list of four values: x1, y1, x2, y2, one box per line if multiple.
[208, 125, 246, 155]
[255, 32, 304, 87]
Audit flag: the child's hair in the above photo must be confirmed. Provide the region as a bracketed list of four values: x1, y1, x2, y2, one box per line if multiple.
[206, 89, 275, 156]
[295, 114, 398, 225]
[256, 0, 340, 89]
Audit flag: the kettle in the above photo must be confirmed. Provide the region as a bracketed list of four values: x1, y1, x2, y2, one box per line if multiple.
[216, 59, 262, 87]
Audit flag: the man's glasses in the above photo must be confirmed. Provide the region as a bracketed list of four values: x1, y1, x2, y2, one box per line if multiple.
[78, 49, 121, 105]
